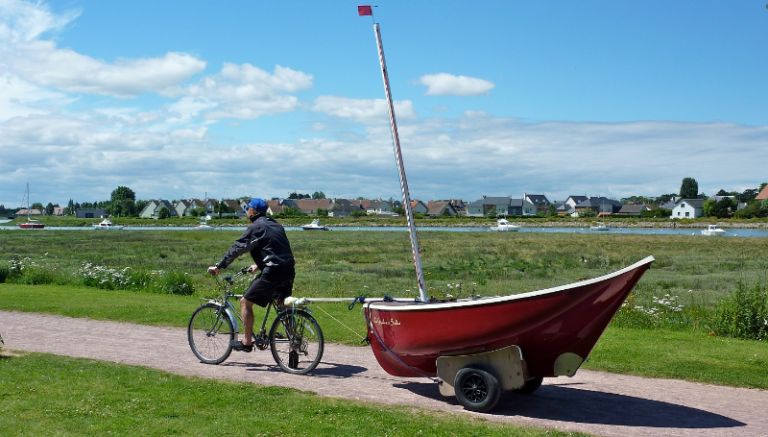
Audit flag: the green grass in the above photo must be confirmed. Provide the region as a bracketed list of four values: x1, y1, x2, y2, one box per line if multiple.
[2, 282, 767, 390]
[2, 230, 768, 389]
[585, 327, 768, 389]
[0, 353, 589, 437]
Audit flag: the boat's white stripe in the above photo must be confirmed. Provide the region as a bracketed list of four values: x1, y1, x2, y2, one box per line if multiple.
[368, 255, 655, 312]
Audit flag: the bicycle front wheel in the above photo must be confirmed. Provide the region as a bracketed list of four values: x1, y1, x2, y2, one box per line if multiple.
[269, 310, 324, 374]
[188, 303, 234, 364]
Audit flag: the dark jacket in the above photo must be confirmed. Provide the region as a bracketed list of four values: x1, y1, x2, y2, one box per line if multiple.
[216, 216, 295, 270]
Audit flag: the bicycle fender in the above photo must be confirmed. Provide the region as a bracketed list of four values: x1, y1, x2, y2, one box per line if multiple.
[225, 308, 240, 333]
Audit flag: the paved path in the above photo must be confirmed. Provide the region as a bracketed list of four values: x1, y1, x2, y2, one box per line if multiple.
[2, 310, 766, 437]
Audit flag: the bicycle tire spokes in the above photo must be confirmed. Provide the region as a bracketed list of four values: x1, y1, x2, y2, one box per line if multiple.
[269, 310, 324, 375]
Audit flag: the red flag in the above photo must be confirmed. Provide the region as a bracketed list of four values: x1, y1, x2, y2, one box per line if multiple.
[358, 5, 372, 16]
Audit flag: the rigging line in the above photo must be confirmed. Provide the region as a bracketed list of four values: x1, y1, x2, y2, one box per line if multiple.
[312, 305, 366, 341]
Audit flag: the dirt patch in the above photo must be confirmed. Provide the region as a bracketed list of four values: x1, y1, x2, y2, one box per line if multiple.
[1, 310, 766, 437]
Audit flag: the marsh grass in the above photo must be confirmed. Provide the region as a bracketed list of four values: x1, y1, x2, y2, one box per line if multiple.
[3, 230, 768, 338]
[0, 353, 589, 437]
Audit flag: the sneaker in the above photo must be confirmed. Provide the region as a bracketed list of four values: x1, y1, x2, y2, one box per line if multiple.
[230, 340, 254, 352]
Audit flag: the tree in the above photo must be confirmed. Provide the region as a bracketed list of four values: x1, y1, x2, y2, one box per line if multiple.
[31, 202, 44, 210]
[702, 199, 716, 217]
[546, 203, 557, 217]
[680, 178, 699, 199]
[739, 188, 759, 203]
[110, 186, 137, 217]
[312, 191, 326, 200]
[579, 208, 597, 218]
[111, 198, 136, 217]
[157, 206, 171, 219]
[111, 186, 136, 202]
[711, 197, 734, 218]
[65, 199, 75, 215]
[315, 208, 328, 216]
[288, 192, 310, 199]
[716, 189, 729, 196]
[45, 202, 54, 215]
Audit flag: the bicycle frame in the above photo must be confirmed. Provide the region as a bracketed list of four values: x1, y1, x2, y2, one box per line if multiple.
[205, 268, 286, 346]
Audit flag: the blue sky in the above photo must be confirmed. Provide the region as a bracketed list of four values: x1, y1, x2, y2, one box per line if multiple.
[1, 0, 767, 208]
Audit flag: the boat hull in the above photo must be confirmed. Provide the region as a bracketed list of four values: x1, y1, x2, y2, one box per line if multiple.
[19, 223, 45, 229]
[365, 256, 654, 378]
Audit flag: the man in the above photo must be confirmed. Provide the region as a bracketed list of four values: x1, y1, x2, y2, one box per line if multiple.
[207, 198, 295, 352]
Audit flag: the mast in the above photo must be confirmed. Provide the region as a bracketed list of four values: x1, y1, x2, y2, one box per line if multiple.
[372, 23, 428, 302]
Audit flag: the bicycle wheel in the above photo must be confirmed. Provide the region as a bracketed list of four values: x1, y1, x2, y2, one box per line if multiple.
[269, 310, 324, 374]
[188, 303, 235, 364]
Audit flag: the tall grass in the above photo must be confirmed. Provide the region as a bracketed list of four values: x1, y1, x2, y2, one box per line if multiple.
[2, 229, 768, 340]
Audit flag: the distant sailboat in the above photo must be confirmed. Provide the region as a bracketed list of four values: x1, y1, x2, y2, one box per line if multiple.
[18, 183, 45, 229]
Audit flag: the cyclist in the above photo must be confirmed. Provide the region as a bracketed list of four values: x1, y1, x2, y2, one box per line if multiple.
[207, 198, 295, 352]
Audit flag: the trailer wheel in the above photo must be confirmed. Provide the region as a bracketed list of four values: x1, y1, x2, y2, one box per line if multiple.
[514, 376, 543, 394]
[454, 367, 501, 412]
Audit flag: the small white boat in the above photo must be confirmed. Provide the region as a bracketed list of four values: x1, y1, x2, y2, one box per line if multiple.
[302, 219, 329, 231]
[590, 222, 611, 231]
[93, 219, 124, 230]
[701, 224, 726, 236]
[490, 218, 519, 232]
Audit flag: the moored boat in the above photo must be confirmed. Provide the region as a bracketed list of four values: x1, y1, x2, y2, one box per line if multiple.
[302, 219, 329, 231]
[590, 222, 610, 231]
[17, 183, 45, 229]
[489, 218, 519, 232]
[93, 219, 124, 230]
[701, 224, 725, 236]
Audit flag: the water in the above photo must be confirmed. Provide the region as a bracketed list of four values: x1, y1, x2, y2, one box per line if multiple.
[2, 224, 767, 238]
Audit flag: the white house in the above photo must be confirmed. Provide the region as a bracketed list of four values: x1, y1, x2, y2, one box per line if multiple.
[670, 199, 705, 219]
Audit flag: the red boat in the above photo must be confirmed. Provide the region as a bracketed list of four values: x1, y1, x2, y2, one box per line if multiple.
[359, 11, 654, 412]
[18, 221, 45, 229]
[17, 184, 45, 229]
[365, 256, 654, 380]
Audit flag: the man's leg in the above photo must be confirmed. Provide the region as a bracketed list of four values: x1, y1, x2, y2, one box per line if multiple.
[240, 297, 255, 346]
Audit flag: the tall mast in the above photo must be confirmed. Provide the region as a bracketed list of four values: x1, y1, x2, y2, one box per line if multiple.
[373, 23, 428, 302]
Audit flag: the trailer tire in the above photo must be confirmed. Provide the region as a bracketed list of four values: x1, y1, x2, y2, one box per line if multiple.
[515, 376, 543, 394]
[454, 367, 501, 412]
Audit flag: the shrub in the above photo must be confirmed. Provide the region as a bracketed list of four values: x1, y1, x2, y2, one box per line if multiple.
[711, 281, 768, 341]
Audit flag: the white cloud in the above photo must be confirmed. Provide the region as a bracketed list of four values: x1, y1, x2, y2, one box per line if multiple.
[166, 63, 313, 120]
[311, 95, 417, 124]
[415, 73, 495, 96]
[6, 41, 206, 97]
[0, 0, 79, 43]
[3, 106, 766, 207]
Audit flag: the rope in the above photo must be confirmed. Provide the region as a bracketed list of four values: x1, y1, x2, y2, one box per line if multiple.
[312, 305, 367, 341]
[363, 302, 440, 384]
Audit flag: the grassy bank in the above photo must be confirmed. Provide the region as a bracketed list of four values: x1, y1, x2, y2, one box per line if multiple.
[1, 227, 767, 388]
[0, 353, 588, 437]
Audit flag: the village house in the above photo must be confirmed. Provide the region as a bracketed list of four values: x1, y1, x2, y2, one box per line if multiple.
[426, 201, 457, 216]
[139, 200, 178, 218]
[670, 199, 705, 219]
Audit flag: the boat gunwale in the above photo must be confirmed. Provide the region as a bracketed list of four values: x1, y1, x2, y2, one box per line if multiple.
[367, 255, 655, 312]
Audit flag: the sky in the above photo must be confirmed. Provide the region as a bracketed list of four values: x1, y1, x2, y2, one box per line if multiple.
[1, 0, 767, 208]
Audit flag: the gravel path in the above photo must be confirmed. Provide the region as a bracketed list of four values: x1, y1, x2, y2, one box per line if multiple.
[2, 310, 766, 437]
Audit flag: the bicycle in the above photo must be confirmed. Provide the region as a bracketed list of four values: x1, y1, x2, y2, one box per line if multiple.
[187, 266, 324, 374]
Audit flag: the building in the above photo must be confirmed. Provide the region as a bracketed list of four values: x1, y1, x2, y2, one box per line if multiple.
[670, 199, 705, 219]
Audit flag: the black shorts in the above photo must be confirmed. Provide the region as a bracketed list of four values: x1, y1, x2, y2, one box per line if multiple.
[243, 265, 295, 307]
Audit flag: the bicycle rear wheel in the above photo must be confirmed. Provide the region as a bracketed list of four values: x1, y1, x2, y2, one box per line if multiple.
[269, 310, 324, 374]
[188, 303, 234, 364]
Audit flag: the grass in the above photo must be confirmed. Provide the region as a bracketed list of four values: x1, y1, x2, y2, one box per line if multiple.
[0, 353, 590, 437]
[2, 282, 767, 390]
[1, 229, 768, 388]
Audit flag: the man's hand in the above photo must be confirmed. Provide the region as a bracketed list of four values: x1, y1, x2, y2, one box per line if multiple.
[247, 264, 260, 274]
[207, 266, 220, 276]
